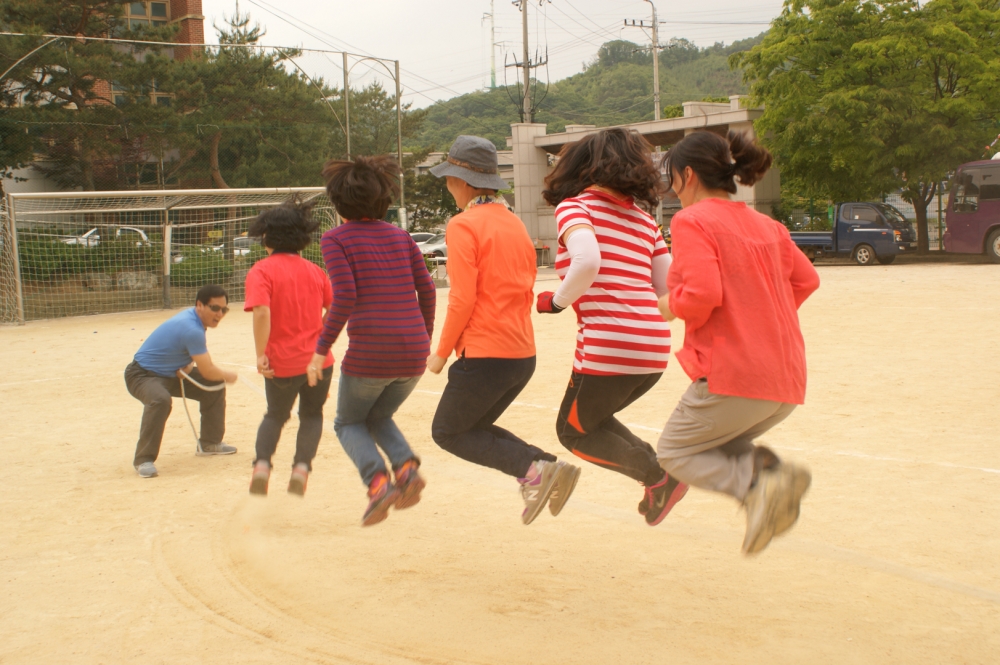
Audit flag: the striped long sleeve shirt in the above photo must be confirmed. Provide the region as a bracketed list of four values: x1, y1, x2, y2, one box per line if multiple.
[314, 220, 436, 378]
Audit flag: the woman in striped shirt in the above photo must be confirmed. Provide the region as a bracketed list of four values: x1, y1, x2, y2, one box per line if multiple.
[306, 156, 436, 527]
[538, 128, 688, 526]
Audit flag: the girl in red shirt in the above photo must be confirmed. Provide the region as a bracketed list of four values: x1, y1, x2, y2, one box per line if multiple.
[244, 197, 334, 497]
[657, 131, 820, 555]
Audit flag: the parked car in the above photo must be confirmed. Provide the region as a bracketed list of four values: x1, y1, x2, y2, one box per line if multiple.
[416, 233, 447, 258]
[791, 202, 917, 265]
[410, 232, 436, 244]
[60, 226, 149, 247]
[943, 160, 1000, 263]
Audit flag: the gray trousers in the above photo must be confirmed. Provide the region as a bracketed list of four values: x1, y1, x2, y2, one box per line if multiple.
[657, 379, 795, 501]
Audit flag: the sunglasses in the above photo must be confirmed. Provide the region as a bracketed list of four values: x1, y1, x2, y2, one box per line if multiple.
[208, 304, 230, 314]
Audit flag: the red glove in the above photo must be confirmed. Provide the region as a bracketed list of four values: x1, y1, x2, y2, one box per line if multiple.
[536, 291, 565, 313]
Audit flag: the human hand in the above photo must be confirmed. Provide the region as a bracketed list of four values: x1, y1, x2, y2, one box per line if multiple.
[256, 354, 274, 378]
[175, 362, 195, 379]
[223, 370, 239, 384]
[306, 352, 326, 387]
[657, 294, 676, 321]
[536, 291, 565, 314]
[427, 354, 446, 375]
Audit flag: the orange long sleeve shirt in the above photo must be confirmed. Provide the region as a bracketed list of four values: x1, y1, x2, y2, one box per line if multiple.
[436, 203, 537, 360]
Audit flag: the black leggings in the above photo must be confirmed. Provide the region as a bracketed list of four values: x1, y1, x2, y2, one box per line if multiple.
[556, 372, 665, 486]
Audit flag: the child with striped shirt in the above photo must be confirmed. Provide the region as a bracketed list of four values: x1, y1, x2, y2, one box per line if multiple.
[306, 156, 436, 527]
[537, 128, 688, 526]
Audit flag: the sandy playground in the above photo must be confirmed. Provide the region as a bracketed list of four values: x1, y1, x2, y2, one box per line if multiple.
[1, 262, 999, 664]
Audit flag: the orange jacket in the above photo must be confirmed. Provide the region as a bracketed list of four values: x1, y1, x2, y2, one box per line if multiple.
[436, 203, 537, 359]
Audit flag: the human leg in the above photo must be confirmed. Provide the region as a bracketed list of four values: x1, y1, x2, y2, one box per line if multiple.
[254, 375, 301, 467]
[334, 374, 394, 486]
[293, 366, 333, 470]
[366, 376, 420, 468]
[431, 356, 551, 478]
[176, 368, 230, 452]
[656, 379, 806, 553]
[125, 361, 175, 467]
[556, 372, 664, 485]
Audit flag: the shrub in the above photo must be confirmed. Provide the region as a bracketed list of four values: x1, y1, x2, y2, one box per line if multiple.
[170, 248, 234, 287]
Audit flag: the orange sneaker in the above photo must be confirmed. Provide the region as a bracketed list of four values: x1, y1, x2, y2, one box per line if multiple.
[393, 459, 426, 510]
[362, 473, 399, 526]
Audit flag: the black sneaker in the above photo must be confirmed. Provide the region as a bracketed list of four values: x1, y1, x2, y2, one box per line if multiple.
[644, 473, 689, 526]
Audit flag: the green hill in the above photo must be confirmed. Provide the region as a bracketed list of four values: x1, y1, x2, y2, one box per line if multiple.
[414, 34, 765, 149]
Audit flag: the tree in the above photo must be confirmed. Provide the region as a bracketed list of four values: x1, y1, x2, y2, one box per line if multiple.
[734, 0, 1000, 252]
[0, 0, 179, 190]
[402, 150, 458, 232]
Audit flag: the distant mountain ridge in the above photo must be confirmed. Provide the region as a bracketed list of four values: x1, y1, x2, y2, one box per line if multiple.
[414, 34, 766, 149]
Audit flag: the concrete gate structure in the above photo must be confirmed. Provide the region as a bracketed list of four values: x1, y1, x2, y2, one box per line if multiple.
[508, 95, 780, 253]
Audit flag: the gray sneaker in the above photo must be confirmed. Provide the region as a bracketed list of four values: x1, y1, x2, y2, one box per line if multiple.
[135, 462, 158, 478]
[197, 441, 237, 456]
[772, 462, 811, 538]
[520, 460, 561, 525]
[742, 467, 785, 555]
[547, 461, 581, 517]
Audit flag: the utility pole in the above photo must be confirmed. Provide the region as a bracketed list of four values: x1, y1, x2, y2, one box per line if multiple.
[625, 1, 664, 226]
[483, 0, 497, 89]
[509, 1, 549, 122]
[521, 0, 531, 122]
[343, 51, 351, 159]
[624, 0, 662, 122]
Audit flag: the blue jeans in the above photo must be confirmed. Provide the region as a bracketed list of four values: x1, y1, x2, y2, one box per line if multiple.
[334, 374, 421, 486]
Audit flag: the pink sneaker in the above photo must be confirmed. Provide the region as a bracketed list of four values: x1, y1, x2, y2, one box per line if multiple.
[643, 473, 688, 526]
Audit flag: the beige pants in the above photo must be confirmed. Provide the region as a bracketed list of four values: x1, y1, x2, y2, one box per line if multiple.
[657, 380, 796, 501]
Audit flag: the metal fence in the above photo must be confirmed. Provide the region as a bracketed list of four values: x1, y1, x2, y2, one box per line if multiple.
[1, 187, 336, 324]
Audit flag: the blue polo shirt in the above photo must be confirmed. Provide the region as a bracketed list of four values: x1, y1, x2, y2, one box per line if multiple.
[134, 308, 209, 377]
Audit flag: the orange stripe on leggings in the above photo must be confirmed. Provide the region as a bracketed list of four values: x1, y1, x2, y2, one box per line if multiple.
[567, 399, 586, 434]
[571, 448, 623, 468]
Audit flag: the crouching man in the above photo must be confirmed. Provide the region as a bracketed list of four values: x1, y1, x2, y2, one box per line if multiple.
[124, 284, 239, 478]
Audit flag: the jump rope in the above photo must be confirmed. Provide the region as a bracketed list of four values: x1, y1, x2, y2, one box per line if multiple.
[177, 369, 226, 454]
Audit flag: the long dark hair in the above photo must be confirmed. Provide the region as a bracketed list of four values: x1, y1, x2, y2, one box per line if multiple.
[664, 130, 772, 194]
[321, 155, 401, 220]
[542, 128, 665, 209]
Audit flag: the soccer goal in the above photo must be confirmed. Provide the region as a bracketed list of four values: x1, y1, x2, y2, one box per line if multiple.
[0, 187, 336, 324]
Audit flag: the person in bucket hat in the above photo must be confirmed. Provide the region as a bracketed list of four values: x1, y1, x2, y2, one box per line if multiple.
[427, 135, 581, 525]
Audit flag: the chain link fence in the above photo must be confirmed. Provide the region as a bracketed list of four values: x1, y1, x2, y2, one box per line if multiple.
[1, 187, 335, 323]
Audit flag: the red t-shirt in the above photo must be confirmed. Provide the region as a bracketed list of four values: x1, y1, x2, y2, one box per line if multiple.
[244, 252, 334, 378]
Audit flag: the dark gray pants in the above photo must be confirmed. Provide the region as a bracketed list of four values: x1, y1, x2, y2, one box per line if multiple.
[254, 367, 333, 471]
[124, 361, 226, 466]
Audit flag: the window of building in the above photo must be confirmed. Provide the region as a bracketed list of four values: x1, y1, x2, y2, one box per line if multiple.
[125, 2, 170, 29]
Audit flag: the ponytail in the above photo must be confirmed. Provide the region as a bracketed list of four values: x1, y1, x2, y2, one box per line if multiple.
[664, 130, 772, 194]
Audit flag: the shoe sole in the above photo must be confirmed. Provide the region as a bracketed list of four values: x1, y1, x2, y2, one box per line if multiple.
[395, 474, 426, 510]
[522, 467, 561, 525]
[645, 480, 689, 526]
[362, 488, 399, 527]
[773, 465, 811, 538]
[548, 463, 581, 517]
[287, 476, 306, 497]
[249, 475, 269, 495]
[135, 469, 157, 478]
[196, 449, 237, 456]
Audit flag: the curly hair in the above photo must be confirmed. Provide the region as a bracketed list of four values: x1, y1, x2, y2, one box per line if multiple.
[322, 155, 401, 221]
[663, 130, 773, 195]
[247, 195, 319, 252]
[542, 128, 665, 209]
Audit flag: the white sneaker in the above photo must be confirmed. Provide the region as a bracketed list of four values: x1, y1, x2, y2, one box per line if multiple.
[135, 462, 158, 478]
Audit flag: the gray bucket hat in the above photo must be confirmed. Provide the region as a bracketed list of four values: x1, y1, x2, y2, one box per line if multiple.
[430, 135, 508, 190]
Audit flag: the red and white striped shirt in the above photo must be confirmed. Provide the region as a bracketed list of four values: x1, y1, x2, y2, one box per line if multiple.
[554, 189, 671, 376]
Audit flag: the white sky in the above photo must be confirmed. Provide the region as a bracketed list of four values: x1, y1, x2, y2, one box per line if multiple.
[200, 0, 784, 108]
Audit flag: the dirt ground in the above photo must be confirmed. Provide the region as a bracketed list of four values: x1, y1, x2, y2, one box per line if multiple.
[2, 262, 998, 664]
